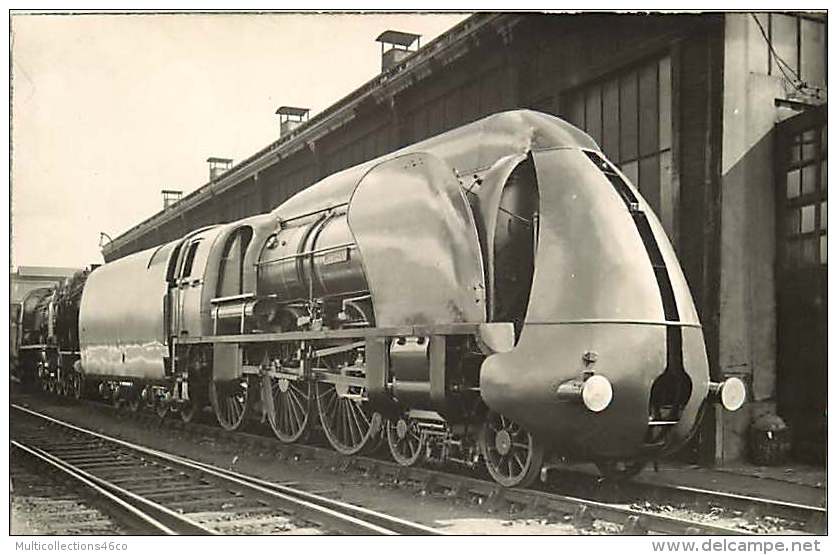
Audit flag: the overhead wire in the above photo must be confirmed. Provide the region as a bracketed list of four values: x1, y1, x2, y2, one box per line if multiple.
[749, 14, 822, 99]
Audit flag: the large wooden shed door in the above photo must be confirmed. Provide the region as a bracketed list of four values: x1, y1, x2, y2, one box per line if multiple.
[774, 105, 827, 462]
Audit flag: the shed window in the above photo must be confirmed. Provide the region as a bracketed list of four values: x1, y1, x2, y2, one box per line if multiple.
[563, 55, 677, 247]
[758, 13, 827, 88]
[780, 122, 827, 268]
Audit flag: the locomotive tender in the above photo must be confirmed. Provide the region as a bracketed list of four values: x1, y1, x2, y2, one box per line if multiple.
[17, 110, 746, 487]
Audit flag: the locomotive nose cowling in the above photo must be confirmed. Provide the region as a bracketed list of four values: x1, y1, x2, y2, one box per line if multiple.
[479, 147, 709, 461]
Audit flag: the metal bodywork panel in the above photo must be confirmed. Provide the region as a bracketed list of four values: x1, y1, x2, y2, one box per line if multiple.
[267, 111, 597, 225]
[80, 243, 176, 380]
[524, 149, 664, 322]
[170, 226, 225, 337]
[469, 153, 528, 315]
[669, 325, 711, 449]
[213, 342, 243, 381]
[481, 322, 667, 456]
[253, 112, 601, 324]
[404, 110, 598, 176]
[479, 148, 709, 459]
[347, 153, 486, 326]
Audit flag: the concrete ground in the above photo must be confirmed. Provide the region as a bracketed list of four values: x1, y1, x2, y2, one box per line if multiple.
[633, 461, 826, 508]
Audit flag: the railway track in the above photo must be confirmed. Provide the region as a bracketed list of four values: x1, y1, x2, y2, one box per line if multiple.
[11, 404, 442, 535]
[13, 396, 826, 535]
[12, 440, 215, 535]
[12, 452, 140, 535]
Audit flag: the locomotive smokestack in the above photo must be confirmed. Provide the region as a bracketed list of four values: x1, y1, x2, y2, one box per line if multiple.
[275, 106, 310, 138]
[206, 157, 233, 181]
[161, 189, 182, 210]
[375, 30, 420, 73]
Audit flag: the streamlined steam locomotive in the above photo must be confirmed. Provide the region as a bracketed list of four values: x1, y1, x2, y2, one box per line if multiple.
[14, 110, 745, 487]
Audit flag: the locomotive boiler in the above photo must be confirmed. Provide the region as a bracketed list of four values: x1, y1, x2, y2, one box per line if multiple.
[28, 110, 746, 488]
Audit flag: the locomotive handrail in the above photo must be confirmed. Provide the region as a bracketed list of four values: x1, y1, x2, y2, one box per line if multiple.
[257, 241, 357, 267]
[523, 318, 703, 328]
[18, 343, 53, 350]
[276, 201, 349, 226]
[210, 292, 256, 304]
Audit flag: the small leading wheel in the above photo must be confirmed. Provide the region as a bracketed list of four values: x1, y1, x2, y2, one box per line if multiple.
[263, 375, 312, 443]
[595, 460, 647, 483]
[316, 380, 381, 455]
[386, 416, 426, 467]
[479, 412, 545, 488]
[210, 378, 250, 431]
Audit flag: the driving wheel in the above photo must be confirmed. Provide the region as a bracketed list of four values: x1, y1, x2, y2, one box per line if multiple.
[263, 374, 312, 443]
[210, 378, 250, 431]
[316, 380, 381, 455]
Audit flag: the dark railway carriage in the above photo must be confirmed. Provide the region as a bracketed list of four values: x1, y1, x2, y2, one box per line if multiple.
[56, 111, 743, 487]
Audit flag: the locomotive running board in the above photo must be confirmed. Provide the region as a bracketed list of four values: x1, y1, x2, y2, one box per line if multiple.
[175, 322, 491, 344]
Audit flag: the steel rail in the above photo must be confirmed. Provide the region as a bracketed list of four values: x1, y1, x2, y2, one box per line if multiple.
[147, 407, 820, 534]
[202, 415, 825, 533]
[11, 440, 204, 535]
[671, 483, 826, 517]
[164, 456, 443, 536]
[11, 404, 442, 536]
[623, 477, 827, 532]
[18, 396, 826, 534]
[341, 458, 753, 536]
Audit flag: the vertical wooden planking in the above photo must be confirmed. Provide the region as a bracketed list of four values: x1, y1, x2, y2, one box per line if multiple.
[619, 72, 638, 163]
[638, 61, 659, 158]
[585, 85, 602, 147]
[602, 79, 620, 161]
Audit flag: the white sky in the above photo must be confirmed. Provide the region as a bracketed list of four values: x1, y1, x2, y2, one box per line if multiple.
[10, 12, 469, 269]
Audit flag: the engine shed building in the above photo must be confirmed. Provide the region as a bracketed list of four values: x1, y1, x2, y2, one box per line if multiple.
[11, 266, 80, 305]
[101, 12, 827, 465]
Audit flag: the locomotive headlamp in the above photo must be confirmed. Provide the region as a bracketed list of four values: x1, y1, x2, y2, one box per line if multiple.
[581, 375, 613, 412]
[556, 374, 613, 412]
[709, 377, 746, 411]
